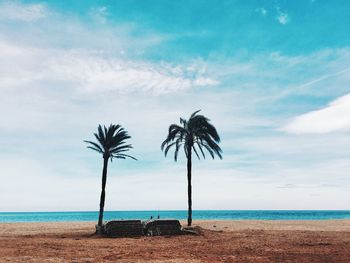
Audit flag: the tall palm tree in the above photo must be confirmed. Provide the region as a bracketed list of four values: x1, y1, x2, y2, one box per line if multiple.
[161, 110, 222, 226]
[84, 124, 136, 233]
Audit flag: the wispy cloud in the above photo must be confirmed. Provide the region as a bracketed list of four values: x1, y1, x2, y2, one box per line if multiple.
[0, 40, 217, 94]
[0, 1, 47, 21]
[275, 7, 290, 25]
[276, 183, 297, 189]
[89, 6, 108, 24]
[51, 52, 218, 94]
[283, 93, 350, 134]
[277, 13, 289, 25]
[296, 67, 350, 90]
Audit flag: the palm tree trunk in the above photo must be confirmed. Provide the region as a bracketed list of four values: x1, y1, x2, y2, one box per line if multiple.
[187, 146, 192, 226]
[97, 156, 109, 231]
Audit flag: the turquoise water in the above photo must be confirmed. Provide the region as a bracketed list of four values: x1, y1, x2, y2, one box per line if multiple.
[0, 210, 349, 222]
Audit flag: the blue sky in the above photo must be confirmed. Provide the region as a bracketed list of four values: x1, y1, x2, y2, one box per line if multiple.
[0, 0, 349, 211]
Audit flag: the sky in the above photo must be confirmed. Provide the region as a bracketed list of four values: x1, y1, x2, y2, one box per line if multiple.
[0, 0, 349, 212]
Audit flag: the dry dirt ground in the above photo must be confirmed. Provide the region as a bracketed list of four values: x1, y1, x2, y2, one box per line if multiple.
[0, 220, 349, 262]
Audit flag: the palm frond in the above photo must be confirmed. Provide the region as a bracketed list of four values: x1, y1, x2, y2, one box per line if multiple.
[164, 141, 177, 156]
[84, 140, 103, 153]
[85, 124, 136, 160]
[174, 141, 182, 161]
[86, 146, 103, 154]
[201, 142, 215, 159]
[200, 136, 222, 159]
[110, 144, 133, 154]
[180, 118, 187, 126]
[162, 110, 222, 162]
[94, 132, 105, 149]
[97, 125, 105, 144]
[196, 142, 206, 159]
[199, 122, 220, 142]
[192, 145, 201, 160]
[190, 109, 201, 119]
[113, 153, 137, 161]
[161, 124, 185, 150]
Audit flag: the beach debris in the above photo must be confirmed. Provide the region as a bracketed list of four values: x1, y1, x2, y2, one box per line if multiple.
[181, 226, 203, 236]
[105, 220, 143, 237]
[143, 219, 182, 236]
[102, 219, 200, 238]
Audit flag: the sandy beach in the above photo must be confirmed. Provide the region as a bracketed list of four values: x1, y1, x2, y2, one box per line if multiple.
[1, 220, 349, 262]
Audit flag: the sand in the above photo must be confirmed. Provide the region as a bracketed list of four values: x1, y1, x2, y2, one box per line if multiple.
[0, 220, 349, 262]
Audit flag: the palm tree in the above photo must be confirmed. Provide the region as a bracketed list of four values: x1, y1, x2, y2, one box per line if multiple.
[161, 110, 222, 226]
[84, 124, 136, 234]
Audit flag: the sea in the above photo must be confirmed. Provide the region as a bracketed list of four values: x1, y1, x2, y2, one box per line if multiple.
[0, 210, 349, 222]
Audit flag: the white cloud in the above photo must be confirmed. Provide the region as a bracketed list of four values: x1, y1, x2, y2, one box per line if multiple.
[0, 40, 218, 95]
[0, 1, 47, 21]
[275, 6, 290, 25]
[283, 93, 350, 134]
[50, 52, 218, 94]
[277, 13, 289, 25]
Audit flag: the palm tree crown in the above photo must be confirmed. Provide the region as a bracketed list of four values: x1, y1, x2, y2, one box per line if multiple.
[84, 124, 136, 161]
[161, 110, 222, 161]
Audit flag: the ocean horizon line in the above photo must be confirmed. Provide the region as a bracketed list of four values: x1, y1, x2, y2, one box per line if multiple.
[1, 209, 350, 213]
[1, 210, 350, 223]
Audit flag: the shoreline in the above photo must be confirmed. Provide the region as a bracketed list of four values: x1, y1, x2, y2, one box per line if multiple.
[1, 219, 350, 236]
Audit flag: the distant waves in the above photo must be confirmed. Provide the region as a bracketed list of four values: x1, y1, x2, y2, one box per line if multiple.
[0, 210, 349, 222]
